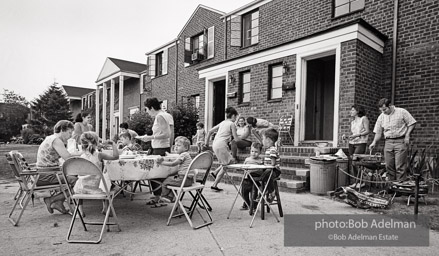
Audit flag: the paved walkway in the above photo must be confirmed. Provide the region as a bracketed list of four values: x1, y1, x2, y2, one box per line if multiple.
[0, 179, 437, 255]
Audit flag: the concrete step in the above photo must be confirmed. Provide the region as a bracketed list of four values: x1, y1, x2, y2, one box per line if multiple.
[195, 170, 307, 194]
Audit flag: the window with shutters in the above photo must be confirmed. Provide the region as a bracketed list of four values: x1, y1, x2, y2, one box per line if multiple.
[231, 9, 259, 48]
[239, 71, 251, 104]
[268, 64, 283, 100]
[147, 48, 168, 79]
[333, 0, 364, 18]
[184, 26, 215, 66]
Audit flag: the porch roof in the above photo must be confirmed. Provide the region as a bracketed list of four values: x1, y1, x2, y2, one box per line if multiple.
[96, 57, 147, 84]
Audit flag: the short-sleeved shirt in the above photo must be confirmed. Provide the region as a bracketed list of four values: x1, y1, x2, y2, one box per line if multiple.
[72, 122, 93, 143]
[152, 112, 171, 148]
[244, 156, 263, 165]
[373, 107, 416, 139]
[213, 120, 234, 144]
[350, 116, 368, 144]
[264, 146, 280, 169]
[177, 151, 193, 178]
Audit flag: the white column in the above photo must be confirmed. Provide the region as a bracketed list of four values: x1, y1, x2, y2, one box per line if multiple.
[119, 75, 124, 123]
[110, 79, 115, 140]
[95, 84, 100, 137]
[102, 82, 107, 140]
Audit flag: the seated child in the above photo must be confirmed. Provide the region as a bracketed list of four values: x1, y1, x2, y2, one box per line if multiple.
[73, 131, 119, 216]
[153, 136, 193, 206]
[118, 132, 142, 153]
[240, 142, 264, 211]
[261, 128, 282, 203]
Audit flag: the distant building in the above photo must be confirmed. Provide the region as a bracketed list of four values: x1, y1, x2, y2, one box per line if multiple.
[61, 85, 95, 119]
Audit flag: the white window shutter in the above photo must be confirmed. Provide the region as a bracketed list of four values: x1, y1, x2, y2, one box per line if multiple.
[148, 55, 155, 78]
[230, 16, 241, 47]
[162, 48, 168, 75]
[207, 26, 215, 59]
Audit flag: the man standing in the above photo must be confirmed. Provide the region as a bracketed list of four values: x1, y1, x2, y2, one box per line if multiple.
[369, 98, 417, 181]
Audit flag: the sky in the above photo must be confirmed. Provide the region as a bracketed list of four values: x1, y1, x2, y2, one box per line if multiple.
[0, 0, 250, 102]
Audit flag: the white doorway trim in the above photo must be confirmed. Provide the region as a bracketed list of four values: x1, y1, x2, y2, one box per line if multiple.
[294, 44, 341, 147]
[204, 74, 228, 131]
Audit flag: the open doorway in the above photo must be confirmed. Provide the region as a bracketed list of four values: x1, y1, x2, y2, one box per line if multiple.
[304, 55, 335, 141]
[212, 80, 226, 126]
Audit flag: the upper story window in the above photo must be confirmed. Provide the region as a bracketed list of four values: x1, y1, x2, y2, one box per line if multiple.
[269, 64, 282, 100]
[239, 72, 251, 104]
[147, 48, 168, 78]
[231, 9, 259, 47]
[184, 26, 215, 66]
[333, 0, 365, 18]
[82, 97, 86, 110]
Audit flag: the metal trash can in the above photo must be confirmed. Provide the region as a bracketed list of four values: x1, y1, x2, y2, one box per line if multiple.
[335, 159, 350, 187]
[309, 159, 336, 195]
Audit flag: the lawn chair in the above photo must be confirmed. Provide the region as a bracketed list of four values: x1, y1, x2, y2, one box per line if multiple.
[182, 151, 214, 216]
[6, 151, 64, 226]
[278, 115, 293, 144]
[166, 151, 214, 229]
[62, 157, 121, 244]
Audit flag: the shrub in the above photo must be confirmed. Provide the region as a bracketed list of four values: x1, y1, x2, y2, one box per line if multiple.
[127, 111, 154, 151]
[21, 128, 35, 144]
[169, 102, 199, 144]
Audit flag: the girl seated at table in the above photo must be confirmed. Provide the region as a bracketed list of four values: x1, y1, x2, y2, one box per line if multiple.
[118, 132, 142, 154]
[153, 136, 193, 206]
[73, 131, 119, 216]
[240, 142, 264, 211]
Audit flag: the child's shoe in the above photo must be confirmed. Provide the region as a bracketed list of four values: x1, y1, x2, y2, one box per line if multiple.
[239, 203, 249, 211]
[267, 192, 276, 203]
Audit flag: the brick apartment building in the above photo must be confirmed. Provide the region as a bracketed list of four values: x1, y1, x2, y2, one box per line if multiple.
[95, 0, 439, 150]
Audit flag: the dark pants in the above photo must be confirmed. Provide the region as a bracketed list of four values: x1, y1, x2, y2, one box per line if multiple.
[150, 147, 171, 196]
[348, 143, 367, 155]
[241, 170, 263, 207]
[231, 139, 252, 158]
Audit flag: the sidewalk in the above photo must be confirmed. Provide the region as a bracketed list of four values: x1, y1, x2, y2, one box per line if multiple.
[0, 179, 437, 256]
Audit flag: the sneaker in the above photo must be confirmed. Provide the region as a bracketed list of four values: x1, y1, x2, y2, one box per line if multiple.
[267, 192, 276, 203]
[240, 204, 249, 211]
[161, 196, 175, 203]
[211, 186, 223, 192]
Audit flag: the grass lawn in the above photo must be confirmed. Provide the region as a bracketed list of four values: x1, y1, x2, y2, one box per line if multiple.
[0, 144, 39, 180]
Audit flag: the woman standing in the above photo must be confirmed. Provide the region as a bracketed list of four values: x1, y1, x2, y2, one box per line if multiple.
[205, 107, 241, 191]
[344, 105, 370, 155]
[72, 112, 93, 144]
[136, 98, 171, 205]
[230, 116, 252, 159]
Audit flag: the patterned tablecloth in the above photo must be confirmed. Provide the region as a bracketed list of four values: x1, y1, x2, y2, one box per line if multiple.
[104, 155, 178, 181]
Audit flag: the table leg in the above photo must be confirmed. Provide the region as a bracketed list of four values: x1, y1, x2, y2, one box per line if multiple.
[227, 170, 249, 219]
[249, 170, 279, 228]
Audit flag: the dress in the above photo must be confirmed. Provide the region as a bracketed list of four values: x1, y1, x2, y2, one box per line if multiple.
[212, 120, 234, 165]
[373, 107, 416, 180]
[73, 151, 110, 194]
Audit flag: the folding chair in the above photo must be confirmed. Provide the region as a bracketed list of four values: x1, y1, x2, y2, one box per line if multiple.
[183, 151, 214, 216]
[62, 157, 121, 244]
[5, 151, 64, 226]
[278, 115, 293, 144]
[166, 151, 214, 229]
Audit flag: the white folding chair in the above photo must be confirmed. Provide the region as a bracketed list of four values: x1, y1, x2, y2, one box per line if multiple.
[166, 151, 214, 229]
[62, 157, 121, 244]
[5, 151, 64, 226]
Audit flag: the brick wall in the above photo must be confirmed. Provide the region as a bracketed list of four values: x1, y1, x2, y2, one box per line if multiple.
[177, 7, 226, 123]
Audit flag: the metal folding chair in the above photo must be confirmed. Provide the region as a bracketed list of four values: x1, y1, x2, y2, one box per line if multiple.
[62, 157, 121, 244]
[166, 151, 214, 229]
[5, 151, 64, 226]
[278, 115, 293, 144]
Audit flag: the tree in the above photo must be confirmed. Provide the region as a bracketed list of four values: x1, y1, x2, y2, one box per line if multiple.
[170, 102, 199, 144]
[1, 89, 28, 106]
[0, 103, 29, 142]
[31, 82, 72, 128]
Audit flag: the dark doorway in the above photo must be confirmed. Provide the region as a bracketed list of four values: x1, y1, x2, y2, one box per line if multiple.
[304, 55, 335, 141]
[212, 80, 226, 126]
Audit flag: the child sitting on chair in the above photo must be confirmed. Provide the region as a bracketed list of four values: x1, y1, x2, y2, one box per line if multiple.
[153, 136, 193, 206]
[73, 132, 119, 216]
[240, 142, 264, 211]
[260, 128, 282, 203]
[118, 132, 141, 153]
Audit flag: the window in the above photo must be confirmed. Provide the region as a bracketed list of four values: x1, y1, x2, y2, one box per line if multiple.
[269, 64, 283, 100]
[82, 97, 86, 110]
[129, 107, 139, 120]
[231, 9, 259, 47]
[147, 48, 168, 78]
[239, 72, 251, 103]
[184, 26, 215, 65]
[333, 0, 365, 17]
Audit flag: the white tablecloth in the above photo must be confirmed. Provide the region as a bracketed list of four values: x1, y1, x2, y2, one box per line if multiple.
[104, 155, 178, 181]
